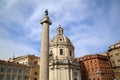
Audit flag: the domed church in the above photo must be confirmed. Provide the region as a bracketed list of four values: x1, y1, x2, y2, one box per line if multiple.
[49, 25, 81, 80]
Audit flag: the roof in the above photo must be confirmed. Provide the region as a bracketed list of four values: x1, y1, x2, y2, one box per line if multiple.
[79, 54, 108, 61]
[50, 26, 74, 47]
[0, 60, 30, 68]
[109, 41, 120, 50]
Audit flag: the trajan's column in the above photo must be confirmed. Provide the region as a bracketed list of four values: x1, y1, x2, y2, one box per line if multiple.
[40, 10, 52, 80]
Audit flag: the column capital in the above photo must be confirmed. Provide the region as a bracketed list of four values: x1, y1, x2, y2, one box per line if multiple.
[40, 10, 52, 25]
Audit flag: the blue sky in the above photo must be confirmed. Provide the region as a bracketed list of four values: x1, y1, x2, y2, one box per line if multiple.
[0, 0, 120, 60]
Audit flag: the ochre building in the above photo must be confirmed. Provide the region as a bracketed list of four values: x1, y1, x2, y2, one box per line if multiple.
[0, 60, 30, 80]
[8, 55, 39, 80]
[108, 41, 120, 79]
[79, 54, 113, 80]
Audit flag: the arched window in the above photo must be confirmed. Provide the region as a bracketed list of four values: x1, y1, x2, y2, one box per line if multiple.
[60, 49, 63, 55]
[91, 61, 92, 63]
[49, 50, 53, 56]
[34, 72, 38, 75]
[50, 50, 52, 54]
[74, 72, 77, 77]
[34, 78, 37, 80]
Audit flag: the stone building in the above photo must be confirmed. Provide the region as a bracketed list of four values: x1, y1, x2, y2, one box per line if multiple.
[0, 60, 30, 80]
[8, 55, 39, 80]
[108, 41, 120, 79]
[8, 55, 39, 66]
[49, 26, 81, 80]
[79, 54, 113, 80]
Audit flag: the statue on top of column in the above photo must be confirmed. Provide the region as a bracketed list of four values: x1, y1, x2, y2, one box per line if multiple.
[45, 9, 48, 16]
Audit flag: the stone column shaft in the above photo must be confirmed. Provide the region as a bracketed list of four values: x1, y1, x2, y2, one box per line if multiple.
[40, 23, 49, 80]
[40, 10, 52, 80]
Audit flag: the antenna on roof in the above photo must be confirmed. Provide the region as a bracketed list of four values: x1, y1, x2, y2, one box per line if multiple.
[13, 53, 15, 59]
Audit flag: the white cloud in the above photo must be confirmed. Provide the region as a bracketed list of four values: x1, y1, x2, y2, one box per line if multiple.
[0, 0, 120, 60]
[0, 38, 39, 60]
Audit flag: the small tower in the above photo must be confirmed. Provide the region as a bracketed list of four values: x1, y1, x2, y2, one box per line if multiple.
[40, 10, 52, 80]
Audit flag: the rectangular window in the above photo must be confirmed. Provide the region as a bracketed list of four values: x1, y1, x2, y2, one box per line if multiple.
[12, 75, 16, 80]
[111, 60, 115, 65]
[118, 60, 120, 62]
[118, 60, 120, 65]
[69, 50, 72, 56]
[92, 68, 94, 71]
[0, 67, 5, 72]
[7, 68, 11, 73]
[91, 61, 92, 63]
[116, 53, 120, 58]
[13, 69, 17, 73]
[19, 69, 22, 73]
[18, 75, 22, 80]
[115, 53, 119, 56]
[111, 55, 113, 57]
[88, 68, 90, 72]
[0, 74, 4, 80]
[24, 70, 29, 75]
[6, 75, 10, 80]
[74, 72, 77, 77]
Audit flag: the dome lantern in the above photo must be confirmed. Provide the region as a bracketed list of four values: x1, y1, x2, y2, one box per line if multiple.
[57, 25, 63, 35]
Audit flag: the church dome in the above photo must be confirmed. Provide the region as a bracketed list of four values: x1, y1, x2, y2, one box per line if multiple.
[49, 25, 75, 60]
[50, 25, 73, 47]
